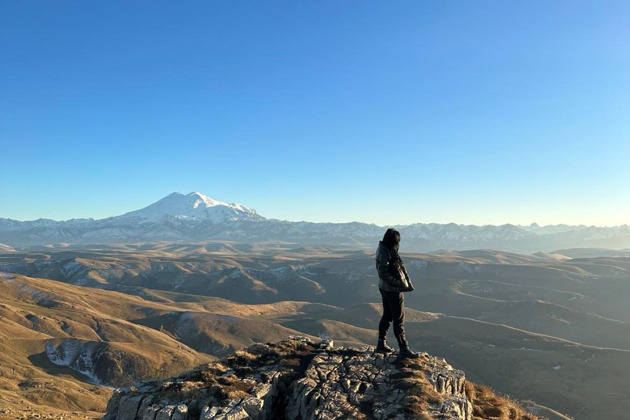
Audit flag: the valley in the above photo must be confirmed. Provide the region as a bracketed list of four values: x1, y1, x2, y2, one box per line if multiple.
[1, 243, 630, 418]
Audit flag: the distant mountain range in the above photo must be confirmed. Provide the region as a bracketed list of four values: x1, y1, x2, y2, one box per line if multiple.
[1, 191, 629, 252]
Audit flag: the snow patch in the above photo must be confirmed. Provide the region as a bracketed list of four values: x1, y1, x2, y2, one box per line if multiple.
[45, 340, 102, 384]
[0, 271, 14, 282]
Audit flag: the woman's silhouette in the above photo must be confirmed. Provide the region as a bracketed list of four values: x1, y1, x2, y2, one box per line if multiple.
[375, 228, 419, 358]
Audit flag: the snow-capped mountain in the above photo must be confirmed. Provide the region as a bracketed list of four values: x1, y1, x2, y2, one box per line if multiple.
[1, 192, 629, 252]
[112, 192, 262, 223]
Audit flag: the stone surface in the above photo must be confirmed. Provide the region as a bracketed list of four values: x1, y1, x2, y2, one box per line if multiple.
[171, 405, 189, 420]
[116, 395, 143, 420]
[101, 336, 515, 419]
[154, 405, 176, 420]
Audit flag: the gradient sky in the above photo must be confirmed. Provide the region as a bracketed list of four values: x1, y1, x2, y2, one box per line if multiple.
[1, 1, 629, 226]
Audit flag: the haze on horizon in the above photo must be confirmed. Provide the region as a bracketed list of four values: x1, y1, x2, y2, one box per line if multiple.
[1, 1, 628, 227]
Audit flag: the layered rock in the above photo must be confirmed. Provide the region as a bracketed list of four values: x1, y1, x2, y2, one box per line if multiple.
[103, 337, 530, 420]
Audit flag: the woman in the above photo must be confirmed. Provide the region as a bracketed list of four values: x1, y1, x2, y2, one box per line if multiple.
[375, 228, 419, 358]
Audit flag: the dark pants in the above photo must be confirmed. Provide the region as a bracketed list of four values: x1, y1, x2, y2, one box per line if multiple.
[378, 288, 407, 347]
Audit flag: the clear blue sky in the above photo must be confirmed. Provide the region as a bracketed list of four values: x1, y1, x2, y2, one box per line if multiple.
[1, 1, 628, 226]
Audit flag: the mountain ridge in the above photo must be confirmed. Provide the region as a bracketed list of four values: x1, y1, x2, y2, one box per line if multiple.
[1, 192, 630, 252]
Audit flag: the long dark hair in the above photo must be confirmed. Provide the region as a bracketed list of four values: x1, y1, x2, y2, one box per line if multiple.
[382, 228, 401, 254]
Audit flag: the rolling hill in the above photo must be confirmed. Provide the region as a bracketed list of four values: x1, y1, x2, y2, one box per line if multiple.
[2, 244, 630, 418]
[0, 272, 319, 418]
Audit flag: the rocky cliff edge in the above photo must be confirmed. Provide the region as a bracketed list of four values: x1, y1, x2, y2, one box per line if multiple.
[102, 336, 537, 420]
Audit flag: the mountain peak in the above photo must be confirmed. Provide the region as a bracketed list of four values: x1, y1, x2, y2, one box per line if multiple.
[115, 192, 263, 223]
[103, 336, 538, 420]
[187, 192, 225, 207]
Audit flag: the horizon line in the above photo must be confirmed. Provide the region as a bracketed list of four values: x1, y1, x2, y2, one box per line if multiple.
[2, 191, 627, 228]
[2, 214, 628, 230]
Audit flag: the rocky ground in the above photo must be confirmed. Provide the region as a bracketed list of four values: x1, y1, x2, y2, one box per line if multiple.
[102, 336, 537, 420]
[0, 407, 100, 420]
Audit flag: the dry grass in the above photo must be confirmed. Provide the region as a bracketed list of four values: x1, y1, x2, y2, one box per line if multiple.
[391, 358, 445, 417]
[466, 382, 539, 420]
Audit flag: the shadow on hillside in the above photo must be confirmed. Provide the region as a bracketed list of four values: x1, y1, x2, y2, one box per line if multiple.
[28, 351, 103, 386]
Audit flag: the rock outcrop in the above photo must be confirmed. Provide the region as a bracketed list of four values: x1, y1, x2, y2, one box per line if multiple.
[103, 336, 534, 420]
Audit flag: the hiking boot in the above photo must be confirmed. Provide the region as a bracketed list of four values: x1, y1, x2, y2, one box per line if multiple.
[375, 339, 395, 354]
[398, 344, 420, 359]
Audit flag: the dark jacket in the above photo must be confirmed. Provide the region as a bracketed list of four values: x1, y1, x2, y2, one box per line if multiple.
[375, 241, 411, 292]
